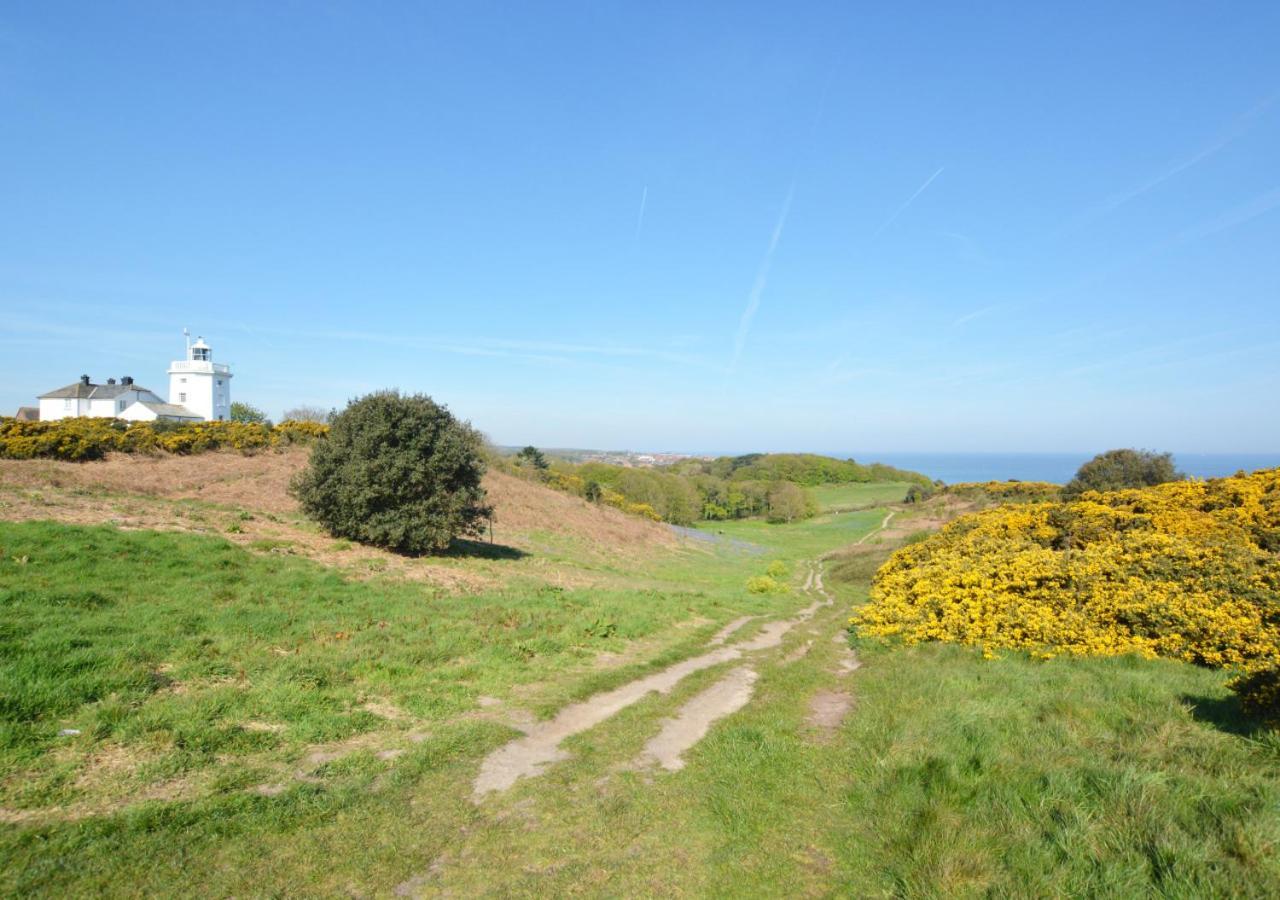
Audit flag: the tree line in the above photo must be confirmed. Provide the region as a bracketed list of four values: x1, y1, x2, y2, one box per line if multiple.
[504, 450, 931, 526]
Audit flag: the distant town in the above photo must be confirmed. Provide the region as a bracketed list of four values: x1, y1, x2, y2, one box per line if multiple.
[498, 446, 712, 468]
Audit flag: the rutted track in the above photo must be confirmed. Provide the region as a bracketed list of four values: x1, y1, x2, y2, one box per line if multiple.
[472, 561, 844, 800]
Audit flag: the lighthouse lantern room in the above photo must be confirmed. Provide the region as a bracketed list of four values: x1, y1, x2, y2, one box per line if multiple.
[167, 330, 233, 421]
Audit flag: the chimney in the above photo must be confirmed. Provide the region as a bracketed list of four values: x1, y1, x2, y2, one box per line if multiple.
[80, 374, 91, 385]
[122, 376, 134, 386]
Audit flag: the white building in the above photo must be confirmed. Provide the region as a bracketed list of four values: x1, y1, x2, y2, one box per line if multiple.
[35, 333, 233, 422]
[167, 336, 233, 422]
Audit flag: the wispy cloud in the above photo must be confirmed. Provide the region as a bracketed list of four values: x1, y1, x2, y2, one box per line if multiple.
[731, 185, 795, 371]
[952, 305, 998, 328]
[1172, 185, 1280, 243]
[874, 167, 944, 236]
[234, 325, 727, 374]
[1064, 94, 1277, 230]
[635, 185, 648, 238]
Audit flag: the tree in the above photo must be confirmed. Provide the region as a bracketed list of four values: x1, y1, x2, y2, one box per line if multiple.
[516, 445, 549, 471]
[290, 390, 491, 554]
[282, 405, 332, 424]
[766, 481, 814, 523]
[904, 484, 932, 504]
[1062, 449, 1185, 500]
[229, 401, 269, 425]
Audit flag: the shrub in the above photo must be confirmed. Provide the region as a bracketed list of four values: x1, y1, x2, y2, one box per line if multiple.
[515, 445, 549, 471]
[904, 484, 933, 504]
[765, 559, 788, 578]
[229, 401, 270, 425]
[944, 481, 1061, 503]
[1062, 449, 1184, 500]
[289, 391, 491, 554]
[746, 575, 783, 594]
[0, 417, 327, 461]
[273, 419, 330, 445]
[1231, 666, 1280, 722]
[853, 468, 1280, 683]
[0, 417, 125, 461]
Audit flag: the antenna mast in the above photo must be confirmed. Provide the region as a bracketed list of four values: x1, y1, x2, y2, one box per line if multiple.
[183, 327, 191, 358]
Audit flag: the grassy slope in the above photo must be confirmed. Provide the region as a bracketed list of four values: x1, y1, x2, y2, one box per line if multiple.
[809, 481, 911, 511]
[2, 485, 1278, 895]
[698, 505, 888, 559]
[835, 642, 1280, 895]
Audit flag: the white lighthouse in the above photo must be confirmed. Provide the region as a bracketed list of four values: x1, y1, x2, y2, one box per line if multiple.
[167, 331, 233, 421]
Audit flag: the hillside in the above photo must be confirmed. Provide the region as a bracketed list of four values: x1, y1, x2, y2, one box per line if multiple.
[0, 449, 673, 589]
[2, 454, 1278, 896]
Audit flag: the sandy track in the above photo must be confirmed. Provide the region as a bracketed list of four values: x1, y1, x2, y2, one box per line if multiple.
[472, 561, 846, 800]
[636, 667, 759, 771]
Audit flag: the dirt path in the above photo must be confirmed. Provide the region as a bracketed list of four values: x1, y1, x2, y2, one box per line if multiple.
[635, 666, 759, 771]
[471, 561, 846, 801]
[855, 509, 896, 545]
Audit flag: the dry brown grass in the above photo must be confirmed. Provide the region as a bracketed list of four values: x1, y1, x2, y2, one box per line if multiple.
[0, 450, 674, 588]
[484, 467, 674, 550]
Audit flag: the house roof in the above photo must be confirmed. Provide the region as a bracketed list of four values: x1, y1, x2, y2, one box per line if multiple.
[39, 380, 96, 399]
[135, 401, 201, 420]
[39, 380, 154, 400]
[14, 407, 38, 421]
[88, 383, 150, 400]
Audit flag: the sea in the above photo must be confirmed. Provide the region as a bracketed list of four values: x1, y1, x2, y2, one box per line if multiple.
[837, 453, 1280, 486]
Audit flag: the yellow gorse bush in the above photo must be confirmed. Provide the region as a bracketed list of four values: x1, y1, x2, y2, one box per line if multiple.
[853, 469, 1280, 716]
[944, 481, 1062, 503]
[0, 417, 329, 461]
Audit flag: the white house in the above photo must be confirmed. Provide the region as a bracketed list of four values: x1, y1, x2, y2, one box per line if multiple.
[35, 333, 233, 422]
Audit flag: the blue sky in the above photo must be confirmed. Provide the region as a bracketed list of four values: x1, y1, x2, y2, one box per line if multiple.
[2, 1, 1278, 452]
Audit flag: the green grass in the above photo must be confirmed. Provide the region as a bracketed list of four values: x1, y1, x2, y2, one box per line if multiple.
[697, 506, 888, 559]
[833, 642, 1280, 894]
[0, 522, 791, 802]
[2, 500, 1278, 897]
[808, 481, 911, 511]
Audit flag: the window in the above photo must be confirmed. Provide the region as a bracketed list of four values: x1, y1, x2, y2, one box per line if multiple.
[216, 380, 222, 386]
[118, 400, 126, 412]
[179, 393, 186, 402]
[64, 399, 72, 411]
[180, 377, 187, 384]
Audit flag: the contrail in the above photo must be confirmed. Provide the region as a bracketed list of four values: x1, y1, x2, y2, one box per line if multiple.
[1071, 92, 1278, 228]
[732, 185, 794, 370]
[874, 167, 944, 236]
[635, 185, 648, 237]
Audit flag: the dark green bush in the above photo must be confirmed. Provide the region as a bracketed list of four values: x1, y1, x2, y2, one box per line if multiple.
[1231, 666, 1280, 723]
[1062, 449, 1184, 499]
[289, 391, 491, 554]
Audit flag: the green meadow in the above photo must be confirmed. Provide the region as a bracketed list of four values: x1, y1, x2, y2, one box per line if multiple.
[2, 482, 1278, 897]
[808, 480, 913, 512]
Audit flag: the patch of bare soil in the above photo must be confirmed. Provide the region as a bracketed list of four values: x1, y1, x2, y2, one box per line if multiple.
[806, 689, 853, 735]
[472, 645, 744, 798]
[635, 666, 758, 771]
[472, 567, 836, 800]
[707, 616, 756, 646]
